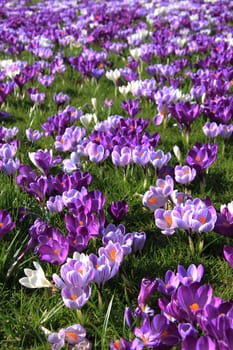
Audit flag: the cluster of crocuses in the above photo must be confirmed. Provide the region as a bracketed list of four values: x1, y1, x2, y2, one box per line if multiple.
[0, 126, 20, 176]
[110, 263, 233, 349]
[143, 171, 217, 236]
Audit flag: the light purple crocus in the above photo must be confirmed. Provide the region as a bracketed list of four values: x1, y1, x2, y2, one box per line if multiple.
[156, 270, 180, 295]
[174, 165, 196, 185]
[154, 209, 177, 235]
[142, 186, 168, 211]
[111, 146, 132, 166]
[26, 128, 43, 142]
[86, 142, 109, 163]
[203, 122, 220, 140]
[177, 264, 204, 286]
[61, 285, 91, 309]
[28, 149, 53, 175]
[149, 149, 171, 171]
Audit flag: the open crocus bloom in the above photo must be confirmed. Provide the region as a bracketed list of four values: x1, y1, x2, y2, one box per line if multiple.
[19, 261, 52, 288]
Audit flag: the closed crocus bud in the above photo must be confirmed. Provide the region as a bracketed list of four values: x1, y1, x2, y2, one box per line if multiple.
[131, 231, 146, 253]
[173, 145, 182, 163]
[107, 200, 128, 221]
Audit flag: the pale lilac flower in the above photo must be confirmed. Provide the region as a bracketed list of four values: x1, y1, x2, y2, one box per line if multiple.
[86, 142, 109, 163]
[154, 209, 177, 235]
[174, 165, 196, 185]
[26, 128, 43, 142]
[48, 324, 88, 350]
[150, 150, 171, 170]
[111, 146, 132, 166]
[61, 285, 91, 309]
[46, 195, 64, 213]
[203, 122, 220, 140]
[143, 186, 168, 211]
[177, 264, 204, 286]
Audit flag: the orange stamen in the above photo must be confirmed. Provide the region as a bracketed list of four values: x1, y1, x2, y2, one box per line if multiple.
[66, 331, 78, 341]
[148, 197, 157, 204]
[189, 303, 200, 312]
[165, 215, 172, 226]
[199, 216, 206, 224]
[110, 249, 116, 262]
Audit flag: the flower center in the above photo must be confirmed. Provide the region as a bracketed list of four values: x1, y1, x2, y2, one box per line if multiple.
[189, 303, 200, 312]
[110, 249, 116, 262]
[66, 331, 78, 341]
[199, 216, 206, 224]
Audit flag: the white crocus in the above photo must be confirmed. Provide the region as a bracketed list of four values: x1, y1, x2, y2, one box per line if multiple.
[80, 113, 97, 128]
[173, 145, 182, 163]
[19, 261, 52, 288]
[106, 69, 121, 84]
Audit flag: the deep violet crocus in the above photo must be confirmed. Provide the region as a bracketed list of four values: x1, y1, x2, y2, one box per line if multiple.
[107, 200, 128, 221]
[186, 142, 218, 174]
[28, 149, 53, 175]
[182, 335, 216, 350]
[0, 209, 15, 240]
[223, 245, 233, 268]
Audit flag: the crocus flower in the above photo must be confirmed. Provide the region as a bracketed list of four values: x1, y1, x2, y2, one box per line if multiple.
[154, 208, 177, 235]
[182, 335, 216, 350]
[53, 92, 69, 107]
[223, 245, 233, 268]
[26, 128, 43, 142]
[177, 264, 204, 286]
[0, 209, 15, 240]
[174, 165, 196, 185]
[107, 200, 128, 221]
[156, 270, 180, 295]
[137, 277, 158, 308]
[203, 122, 220, 140]
[61, 285, 91, 309]
[111, 146, 132, 166]
[19, 261, 52, 288]
[143, 188, 167, 211]
[213, 201, 233, 237]
[48, 324, 88, 350]
[186, 142, 218, 174]
[28, 149, 53, 175]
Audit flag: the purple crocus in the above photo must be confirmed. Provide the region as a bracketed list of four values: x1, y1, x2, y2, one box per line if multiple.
[48, 324, 88, 350]
[169, 101, 202, 136]
[223, 245, 233, 269]
[53, 92, 69, 107]
[186, 142, 218, 174]
[107, 200, 128, 221]
[61, 285, 91, 309]
[0, 210, 15, 240]
[28, 149, 53, 175]
[121, 98, 141, 117]
[174, 165, 196, 185]
[182, 335, 216, 350]
[177, 264, 204, 286]
[111, 146, 132, 166]
[26, 128, 43, 143]
[156, 270, 180, 295]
